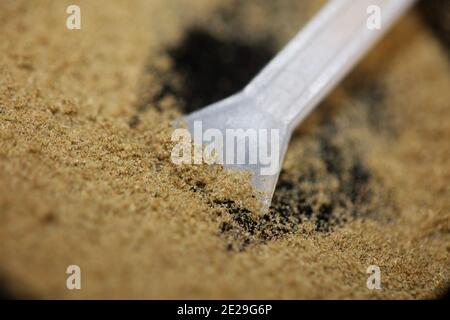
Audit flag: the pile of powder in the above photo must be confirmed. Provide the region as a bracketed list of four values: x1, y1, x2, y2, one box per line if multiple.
[0, 0, 448, 299]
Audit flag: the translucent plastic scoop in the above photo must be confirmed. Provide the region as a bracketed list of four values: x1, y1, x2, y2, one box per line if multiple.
[181, 0, 415, 211]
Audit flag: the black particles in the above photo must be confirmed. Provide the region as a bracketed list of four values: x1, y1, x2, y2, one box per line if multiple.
[166, 27, 275, 113]
[441, 286, 450, 300]
[210, 121, 376, 250]
[214, 199, 256, 235]
[131, 25, 275, 122]
[320, 128, 344, 178]
[128, 115, 140, 129]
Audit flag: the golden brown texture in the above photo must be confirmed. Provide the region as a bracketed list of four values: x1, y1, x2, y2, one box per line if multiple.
[0, 0, 449, 299]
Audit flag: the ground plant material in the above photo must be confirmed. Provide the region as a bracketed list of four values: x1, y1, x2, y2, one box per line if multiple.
[0, 0, 449, 299]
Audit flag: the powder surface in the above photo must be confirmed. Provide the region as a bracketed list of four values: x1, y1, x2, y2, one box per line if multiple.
[0, 0, 449, 299]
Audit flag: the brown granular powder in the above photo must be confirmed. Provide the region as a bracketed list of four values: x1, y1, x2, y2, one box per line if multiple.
[0, 0, 448, 299]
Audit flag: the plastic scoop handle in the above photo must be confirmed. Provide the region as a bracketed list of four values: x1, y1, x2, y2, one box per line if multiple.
[244, 0, 416, 132]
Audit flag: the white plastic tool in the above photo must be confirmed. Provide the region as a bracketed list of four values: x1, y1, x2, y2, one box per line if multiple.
[182, 0, 415, 211]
